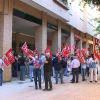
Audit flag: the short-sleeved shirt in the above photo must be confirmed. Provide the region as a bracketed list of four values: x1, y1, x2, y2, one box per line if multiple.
[44, 58, 52, 73]
[18, 57, 26, 66]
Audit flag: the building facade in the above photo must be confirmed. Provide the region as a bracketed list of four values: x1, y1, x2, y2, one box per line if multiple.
[0, 0, 99, 82]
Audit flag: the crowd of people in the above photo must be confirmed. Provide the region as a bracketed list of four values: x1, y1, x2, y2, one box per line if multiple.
[0, 52, 100, 91]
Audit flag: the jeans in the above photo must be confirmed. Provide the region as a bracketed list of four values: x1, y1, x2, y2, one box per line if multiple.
[82, 68, 86, 81]
[25, 63, 29, 75]
[90, 68, 97, 81]
[44, 72, 52, 89]
[62, 68, 66, 79]
[41, 67, 45, 82]
[34, 69, 41, 88]
[87, 67, 89, 76]
[20, 66, 25, 80]
[64, 66, 68, 76]
[0, 72, 3, 85]
[13, 62, 18, 77]
[55, 70, 63, 84]
[53, 67, 55, 77]
[72, 68, 79, 82]
[29, 65, 33, 81]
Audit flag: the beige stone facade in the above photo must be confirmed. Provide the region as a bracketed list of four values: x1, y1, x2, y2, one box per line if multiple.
[0, 0, 99, 82]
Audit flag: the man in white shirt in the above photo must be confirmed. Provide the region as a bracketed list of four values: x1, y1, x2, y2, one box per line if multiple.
[70, 56, 80, 83]
[0, 56, 4, 86]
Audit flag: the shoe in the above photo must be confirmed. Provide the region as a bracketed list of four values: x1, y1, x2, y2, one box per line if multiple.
[31, 80, 33, 82]
[90, 81, 92, 83]
[76, 81, 79, 83]
[35, 87, 38, 90]
[48, 88, 53, 91]
[39, 87, 42, 90]
[95, 81, 97, 83]
[61, 82, 65, 84]
[42, 89, 48, 91]
[71, 81, 75, 83]
[82, 79, 87, 81]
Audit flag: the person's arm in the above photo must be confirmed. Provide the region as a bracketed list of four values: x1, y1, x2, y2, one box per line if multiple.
[70, 61, 73, 69]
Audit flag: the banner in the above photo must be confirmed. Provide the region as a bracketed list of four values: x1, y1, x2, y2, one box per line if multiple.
[34, 47, 38, 54]
[21, 42, 35, 58]
[4, 56, 10, 66]
[5, 48, 15, 64]
[94, 38, 99, 58]
[44, 46, 52, 58]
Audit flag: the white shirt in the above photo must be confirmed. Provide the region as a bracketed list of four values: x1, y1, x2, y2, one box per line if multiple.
[0, 59, 4, 70]
[71, 59, 80, 68]
[41, 55, 46, 66]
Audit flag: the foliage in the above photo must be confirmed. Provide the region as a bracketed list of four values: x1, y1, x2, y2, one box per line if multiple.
[60, 0, 68, 6]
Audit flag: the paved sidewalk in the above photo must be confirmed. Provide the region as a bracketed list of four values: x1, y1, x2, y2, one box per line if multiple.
[0, 74, 100, 100]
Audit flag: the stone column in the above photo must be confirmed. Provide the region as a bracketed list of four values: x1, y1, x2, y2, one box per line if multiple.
[76, 33, 82, 50]
[66, 28, 74, 54]
[52, 20, 61, 54]
[15, 33, 20, 54]
[35, 12, 47, 53]
[0, 0, 13, 82]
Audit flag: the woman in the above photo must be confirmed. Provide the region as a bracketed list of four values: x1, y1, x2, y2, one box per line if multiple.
[89, 54, 98, 83]
[30, 54, 43, 89]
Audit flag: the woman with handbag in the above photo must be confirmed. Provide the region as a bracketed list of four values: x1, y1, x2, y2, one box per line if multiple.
[0, 56, 4, 86]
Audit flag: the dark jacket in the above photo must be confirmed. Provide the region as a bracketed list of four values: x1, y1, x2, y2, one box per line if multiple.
[61, 59, 67, 68]
[53, 57, 62, 71]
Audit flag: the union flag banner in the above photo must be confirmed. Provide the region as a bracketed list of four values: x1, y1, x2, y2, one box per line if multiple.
[44, 46, 52, 58]
[21, 42, 29, 55]
[5, 48, 15, 64]
[34, 47, 38, 54]
[72, 44, 76, 50]
[4, 56, 10, 66]
[21, 42, 35, 58]
[94, 38, 99, 58]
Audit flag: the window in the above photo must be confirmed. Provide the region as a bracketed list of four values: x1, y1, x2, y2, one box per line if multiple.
[69, 3, 72, 15]
[80, 10, 83, 20]
[87, 13, 95, 27]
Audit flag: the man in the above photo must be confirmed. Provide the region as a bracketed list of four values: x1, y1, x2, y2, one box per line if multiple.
[70, 56, 80, 83]
[0, 56, 4, 86]
[43, 53, 52, 91]
[53, 53, 64, 84]
[18, 54, 26, 81]
[81, 60, 87, 81]
[41, 53, 45, 83]
[30, 54, 43, 90]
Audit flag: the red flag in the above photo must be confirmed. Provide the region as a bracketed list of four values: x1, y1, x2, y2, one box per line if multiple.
[28, 50, 35, 58]
[21, 42, 29, 55]
[34, 47, 38, 54]
[44, 46, 52, 58]
[58, 48, 61, 62]
[21, 42, 35, 58]
[72, 44, 76, 50]
[4, 56, 10, 66]
[81, 48, 86, 53]
[68, 44, 71, 53]
[5, 48, 15, 64]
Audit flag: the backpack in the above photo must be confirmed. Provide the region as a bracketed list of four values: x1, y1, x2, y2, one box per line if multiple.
[91, 62, 96, 68]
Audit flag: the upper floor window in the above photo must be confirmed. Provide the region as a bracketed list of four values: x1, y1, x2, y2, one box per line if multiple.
[69, 3, 72, 15]
[60, 0, 68, 6]
[87, 13, 95, 27]
[80, 10, 83, 20]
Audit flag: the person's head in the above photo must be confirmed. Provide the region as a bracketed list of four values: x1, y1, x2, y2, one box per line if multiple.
[35, 54, 39, 59]
[46, 53, 50, 58]
[41, 53, 44, 56]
